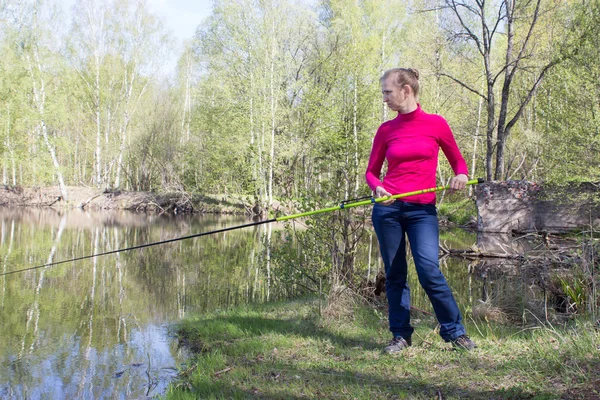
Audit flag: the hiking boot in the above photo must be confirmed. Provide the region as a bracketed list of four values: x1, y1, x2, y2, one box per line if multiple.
[384, 336, 411, 354]
[451, 335, 477, 351]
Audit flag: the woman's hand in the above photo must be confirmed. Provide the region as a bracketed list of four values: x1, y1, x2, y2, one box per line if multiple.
[376, 186, 395, 205]
[448, 174, 468, 193]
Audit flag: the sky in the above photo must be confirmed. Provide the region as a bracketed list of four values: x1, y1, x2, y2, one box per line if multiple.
[145, 0, 213, 45]
[63, 0, 214, 76]
[145, 0, 213, 75]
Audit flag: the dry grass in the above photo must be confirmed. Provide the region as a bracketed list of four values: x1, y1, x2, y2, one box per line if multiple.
[321, 284, 361, 322]
[472, 299, 509, 323]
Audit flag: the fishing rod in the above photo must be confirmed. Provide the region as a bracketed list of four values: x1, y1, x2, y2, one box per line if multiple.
[0, 178, 484, 277]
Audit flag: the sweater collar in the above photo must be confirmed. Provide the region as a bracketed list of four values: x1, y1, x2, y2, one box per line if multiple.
[395, 103, 423, 122]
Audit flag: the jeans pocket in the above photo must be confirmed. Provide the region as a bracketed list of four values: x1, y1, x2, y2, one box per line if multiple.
[405, 202, 437, 215]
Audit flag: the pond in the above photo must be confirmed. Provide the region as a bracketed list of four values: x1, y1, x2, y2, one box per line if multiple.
[0, 208, 276, 398]
[0, 207, 568, 398]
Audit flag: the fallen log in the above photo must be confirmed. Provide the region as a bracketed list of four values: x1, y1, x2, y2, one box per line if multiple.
[78, 193, 103, 210]
[439, 245, 524, 259]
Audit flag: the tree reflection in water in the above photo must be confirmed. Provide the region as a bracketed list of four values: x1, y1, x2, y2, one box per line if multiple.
[0, 208, 587, 398]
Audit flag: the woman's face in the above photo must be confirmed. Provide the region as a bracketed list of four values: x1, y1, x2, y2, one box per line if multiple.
[381, 77, 411, 112]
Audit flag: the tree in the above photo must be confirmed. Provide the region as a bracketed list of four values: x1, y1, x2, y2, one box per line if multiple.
[68, 0, 172, 189]
[69, 0, 110, 187]
[435, 0, 585, 180]
[533, 0, 600, 181]
[7, 0, 69, 200]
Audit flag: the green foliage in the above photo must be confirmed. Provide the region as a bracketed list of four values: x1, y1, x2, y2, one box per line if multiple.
[437, 197, 477, 226]
[557, 274, 590, 314]
[1, 0, 597, 194]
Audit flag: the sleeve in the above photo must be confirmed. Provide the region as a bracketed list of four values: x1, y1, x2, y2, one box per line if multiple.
[365, 125, 387, 191]
[438, 118, 469, 176]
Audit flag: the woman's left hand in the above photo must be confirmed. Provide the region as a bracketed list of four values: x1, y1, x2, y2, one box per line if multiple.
[449, 174, 468, 192]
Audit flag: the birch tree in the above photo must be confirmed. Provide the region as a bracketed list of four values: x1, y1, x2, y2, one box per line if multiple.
[69, 0, 111, 187]
[192, 0, 314, 208]
[11, 0, 69, 200]
[69, 0, 171, 189]
[110, 0, 171, 189]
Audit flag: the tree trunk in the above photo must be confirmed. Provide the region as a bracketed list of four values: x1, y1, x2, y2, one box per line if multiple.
[469, 92, 484, 196]
[180, 48, 192, 144]
[26, 48, 68, 201]
[485, 82, 495, 182]
[494, 1, 515, 181]
[268, 16, 277, 207]
[94, 51, 102, 187]
[266, 224, 272, 301]
[353, 72, 360, 197]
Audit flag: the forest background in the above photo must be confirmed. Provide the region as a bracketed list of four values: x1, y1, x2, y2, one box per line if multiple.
[1, 0, 599, 205]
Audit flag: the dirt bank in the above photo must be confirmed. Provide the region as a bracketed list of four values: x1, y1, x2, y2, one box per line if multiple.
[0, 185, 249, 214]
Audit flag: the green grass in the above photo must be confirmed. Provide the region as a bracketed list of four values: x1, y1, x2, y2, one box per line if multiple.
[166, 298, 600, 399]
[437, 197, 477, 226]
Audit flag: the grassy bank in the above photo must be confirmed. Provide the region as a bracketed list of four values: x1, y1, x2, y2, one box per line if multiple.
[166, 297, 599, 399]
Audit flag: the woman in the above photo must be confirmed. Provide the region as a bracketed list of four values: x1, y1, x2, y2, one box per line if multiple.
[366, 68, 476, 353]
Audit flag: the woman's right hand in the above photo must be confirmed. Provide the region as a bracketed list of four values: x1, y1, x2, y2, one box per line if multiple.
[376, 186, 395, 205]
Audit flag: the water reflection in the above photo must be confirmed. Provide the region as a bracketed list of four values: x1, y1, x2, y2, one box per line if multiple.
[0, 207, 570, 398]
[0, 208, 277, 399]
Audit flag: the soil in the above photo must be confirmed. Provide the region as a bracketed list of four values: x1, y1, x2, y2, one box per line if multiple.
[0, 185, 249, 214]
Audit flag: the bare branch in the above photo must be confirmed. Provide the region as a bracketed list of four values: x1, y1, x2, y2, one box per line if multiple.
[411, 5, 449, 14]
[488, 0, 507, 43]
[491, 51, 535, 84]
[510, 0, 542, 79]
[505, 59, 560, 131]
[454, 1, 482, 18]
[438, 73, 486, 100]
[446, 0, 485, 56]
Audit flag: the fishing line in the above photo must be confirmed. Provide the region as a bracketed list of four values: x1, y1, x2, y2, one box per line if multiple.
[0, 178, 484, 277]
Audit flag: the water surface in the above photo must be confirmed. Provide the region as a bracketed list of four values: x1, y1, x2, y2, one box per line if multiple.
[0, 207, 555, 398]
[0, 208, 273, 398]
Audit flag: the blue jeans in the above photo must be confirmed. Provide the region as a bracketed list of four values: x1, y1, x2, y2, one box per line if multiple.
[372, 201, 466, 342]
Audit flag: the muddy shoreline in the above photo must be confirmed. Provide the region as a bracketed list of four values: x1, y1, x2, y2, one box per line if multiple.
[0, 185, 249, 214]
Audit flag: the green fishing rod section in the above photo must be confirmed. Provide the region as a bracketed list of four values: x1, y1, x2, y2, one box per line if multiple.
[277, 178, 484, 221]
[0, 178, 484, 277]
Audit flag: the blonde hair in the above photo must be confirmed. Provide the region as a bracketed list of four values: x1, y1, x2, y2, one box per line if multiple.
[381, 68, 420, 97]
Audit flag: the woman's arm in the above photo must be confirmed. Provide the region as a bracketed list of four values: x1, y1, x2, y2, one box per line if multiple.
[365, 126, 387, 191]
[438, 118, 469, 191]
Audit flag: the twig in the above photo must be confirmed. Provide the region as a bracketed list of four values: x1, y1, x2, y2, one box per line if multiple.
[410, 305, 434, 316]
[46, 196, 62, 206]
[215, 367, 233, 377]
[179, 364, 197, 377]
[508, 326, 543, 338]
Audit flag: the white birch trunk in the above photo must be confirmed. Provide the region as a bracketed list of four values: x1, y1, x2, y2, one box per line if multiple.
[180, 49, 192, 144]
[26, 49, 68, 201]
[381, 32, 388, 122]
[266, 223, 272, 301]
[268, 17, 277, 207]
[115, 66, 149, 188]
[469, 90, 484, 197]
[94, 49, 102, 187]
[353, 73, 359, 197]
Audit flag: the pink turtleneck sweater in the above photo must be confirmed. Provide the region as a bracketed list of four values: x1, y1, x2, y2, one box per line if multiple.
[365, 104, 468, 205]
